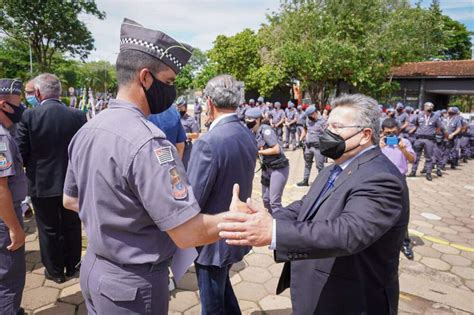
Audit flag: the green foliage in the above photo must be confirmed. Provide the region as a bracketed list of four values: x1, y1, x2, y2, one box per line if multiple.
[0, 0, 105, 71]
[437, 15, 472, 60]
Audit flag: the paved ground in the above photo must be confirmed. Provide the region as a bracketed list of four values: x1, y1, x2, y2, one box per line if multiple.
[20, 148, 474, 314]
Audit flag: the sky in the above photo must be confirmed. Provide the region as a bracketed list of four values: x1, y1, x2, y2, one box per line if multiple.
[82, 0, 474, 63]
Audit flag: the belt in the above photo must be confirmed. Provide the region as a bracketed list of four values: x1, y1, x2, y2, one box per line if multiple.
[95, 254, 171, 273]
[416, 135, 435, 140]
[306, 142, 319, 148]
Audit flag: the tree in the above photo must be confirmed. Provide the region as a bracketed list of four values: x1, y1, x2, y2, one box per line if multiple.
[0, 0, 105, 72]
[77, 61, 116, 95]
[437, 15, 472, 60]
[258, 0, 447, 104]
[175, 48, 209, 94]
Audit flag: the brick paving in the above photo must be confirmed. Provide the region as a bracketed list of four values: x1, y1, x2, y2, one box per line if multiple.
[20, 148, 474, 314]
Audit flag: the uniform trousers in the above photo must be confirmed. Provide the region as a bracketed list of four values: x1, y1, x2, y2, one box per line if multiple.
[262, 166, 289, 213]
[284, 125, 296, 148]
[0, 206, 25, 315]
[303, 145, 325, 180]
[194, 113, 201, 131]
[412, 138, 435, 173]
[31, 196, 81, 277]
[81, 251, 170, 315]
[296, 125, 304, 146]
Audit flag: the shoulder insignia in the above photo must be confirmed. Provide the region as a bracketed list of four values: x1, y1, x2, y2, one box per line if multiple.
[0, 153, 12, 170]
[169, 166, 188, 200]
[0, 142, 7, 152]
[264, 129, 272, 136]
[154, 146, 174, 164]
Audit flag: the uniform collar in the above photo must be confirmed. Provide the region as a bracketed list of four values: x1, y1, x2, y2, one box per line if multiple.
[108, 99, 145, 117]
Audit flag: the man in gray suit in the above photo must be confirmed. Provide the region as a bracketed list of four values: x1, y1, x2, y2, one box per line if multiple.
[187, 74, 257, 314]
[219, 94, 409, 315]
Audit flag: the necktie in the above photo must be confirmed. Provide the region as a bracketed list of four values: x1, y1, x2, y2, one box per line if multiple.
[304, 165, 343, 221]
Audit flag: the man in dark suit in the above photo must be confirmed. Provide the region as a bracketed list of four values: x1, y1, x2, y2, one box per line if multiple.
[187, 74, 257, 314]
[219, 94, 409, 315]
[17, 73, 87, 283]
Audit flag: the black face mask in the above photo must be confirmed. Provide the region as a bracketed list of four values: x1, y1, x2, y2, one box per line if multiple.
[319, 128, 363, 159]
[179, 110, 186, 117]
[142, 72, 176, 114]
[426, 109, 433, 113]
[448, 112, 454, 116]
[4, 102, 25, 123]
[308, 116, 316, 121]
[246, 120, 257, 130]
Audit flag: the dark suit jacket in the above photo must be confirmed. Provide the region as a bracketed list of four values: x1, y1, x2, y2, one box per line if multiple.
[17, 99, 87, 197]
[273, 147, 409, 315]
[187, 114, 257, 267]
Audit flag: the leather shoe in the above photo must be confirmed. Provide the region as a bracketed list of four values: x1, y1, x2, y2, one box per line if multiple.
[17, 307, 25, 315]
[44, 269, 66, 284]
[401, 244, 414, 260]
[421, 168, 426, 174]
[407, 171, 416, 177]
[436, 169, 442, 177]
[426, 173, 432, 181]
[297, 179, 309, 187]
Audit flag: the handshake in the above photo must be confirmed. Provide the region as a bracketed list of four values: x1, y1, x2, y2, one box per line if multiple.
[219, 184, 274, 247]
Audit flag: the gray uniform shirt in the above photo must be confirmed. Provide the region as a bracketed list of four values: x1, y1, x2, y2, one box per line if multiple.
[180, 114, 199, 134]
[305, 117, 327, 144]
[296, 112, 306, 125]
[415, 112, 442, 136]
[64, 99, 200, 265]
[0, 125, 27, 207]
[256, 125, 286, 161]
[286, 109, 297, 123]
[271, 110, 285, 126]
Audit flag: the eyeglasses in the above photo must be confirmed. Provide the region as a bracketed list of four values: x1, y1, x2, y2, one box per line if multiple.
[327, 122, 364, 131]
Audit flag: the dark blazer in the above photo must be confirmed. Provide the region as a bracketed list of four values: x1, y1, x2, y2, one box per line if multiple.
[273, 147, 409, 315]
[187, 114, 257, 267]
[17, 99, 87, 197]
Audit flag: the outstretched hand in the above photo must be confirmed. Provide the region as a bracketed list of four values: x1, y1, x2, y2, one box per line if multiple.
[219, 198, 273, 247]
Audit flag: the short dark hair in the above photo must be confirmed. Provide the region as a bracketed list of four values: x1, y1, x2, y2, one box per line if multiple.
[381, 117, 399, 130]
[116, 50, 169, 87]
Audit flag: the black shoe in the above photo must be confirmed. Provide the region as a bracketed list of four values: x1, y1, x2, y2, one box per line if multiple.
[463, 157, 468, 163]
[17, 307, 25, 315]
[407, 171, 416, 177]
[401, 244, 414, 260]
[441, 166, 446, 171]
[426, 173, 432, 181]
[66, 269, 79, 278]
[421, 169, 426, 174]
[451, 163, 456, 169]
[44, 269, 66, 284]
[436, 169, 442, 177]
[297, 179, 309, 187]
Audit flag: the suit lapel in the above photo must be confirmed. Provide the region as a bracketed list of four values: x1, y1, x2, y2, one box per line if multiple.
[298, 167, 332, 221]
[304, 147, 382, 221]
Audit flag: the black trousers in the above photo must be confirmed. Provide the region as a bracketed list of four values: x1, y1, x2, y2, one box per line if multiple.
[32, 196, 82, 276]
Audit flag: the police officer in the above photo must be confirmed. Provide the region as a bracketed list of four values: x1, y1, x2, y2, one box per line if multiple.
[395, 102, 409, 136]
[408, 102, 442, 181]
[432, 111, 447, 177]
[445, 107, 463, 169]
[284, 101, 297, 150]
[297, 106, 327, 187]
[0, 79, 28, 315]
[295, 105, 306, 148]
[62, 19, 238, 314]
[194, 97, 202, 131]
[176, 96, 199, 169]
[271, 101, 285, 142]
[245, 107, 289, 213]
[459, 115, 470, 163]
[405, 106, 417, 144]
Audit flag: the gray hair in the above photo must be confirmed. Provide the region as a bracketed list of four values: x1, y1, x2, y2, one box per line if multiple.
[331, 94, 381, 144]
[34, 73, 62, 99]
[204, 74, 241, 108]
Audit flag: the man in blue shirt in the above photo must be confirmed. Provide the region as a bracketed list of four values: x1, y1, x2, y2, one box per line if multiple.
[148, 104, 186, 157]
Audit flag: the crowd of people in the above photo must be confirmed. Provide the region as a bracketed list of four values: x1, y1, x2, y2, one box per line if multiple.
[0, 17, 473, 315]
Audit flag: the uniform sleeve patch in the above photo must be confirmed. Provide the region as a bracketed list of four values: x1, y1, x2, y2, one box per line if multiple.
[154, 146, 174, 164]
[169, 166, 188, 200]
[264, 129, 272, 136]
[0, 153, 12, 170]
[0, 142, 7, 152]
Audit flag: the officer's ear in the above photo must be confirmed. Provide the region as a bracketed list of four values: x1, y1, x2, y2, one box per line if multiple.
[138, 69, 152, 89]
[361, 128, 373, 145]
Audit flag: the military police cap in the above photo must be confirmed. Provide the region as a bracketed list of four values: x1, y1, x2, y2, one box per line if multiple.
[305, 106, 316, 116]
[257, 96, 264, 103]
[288, 102, 294, 108]
[297, 105, 302, 110]
[396, 102, 404, 109]
[119, 18, 193, 74]
[274, 101, 281, 107]
[440, 109, 447, 113]
[387, 107, 395, 113]
[405, 106, 413, 112]
[175, 96, 187, 107]
[452, 107, 460, 114]
[424, 102, 434, 108]
[249, 99, 255, 104]
[0, 78, 22, 96]
[245, 107, 262, 119]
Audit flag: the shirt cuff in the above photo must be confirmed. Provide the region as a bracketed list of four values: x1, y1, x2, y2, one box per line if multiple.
[269, 219, 277, 250]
